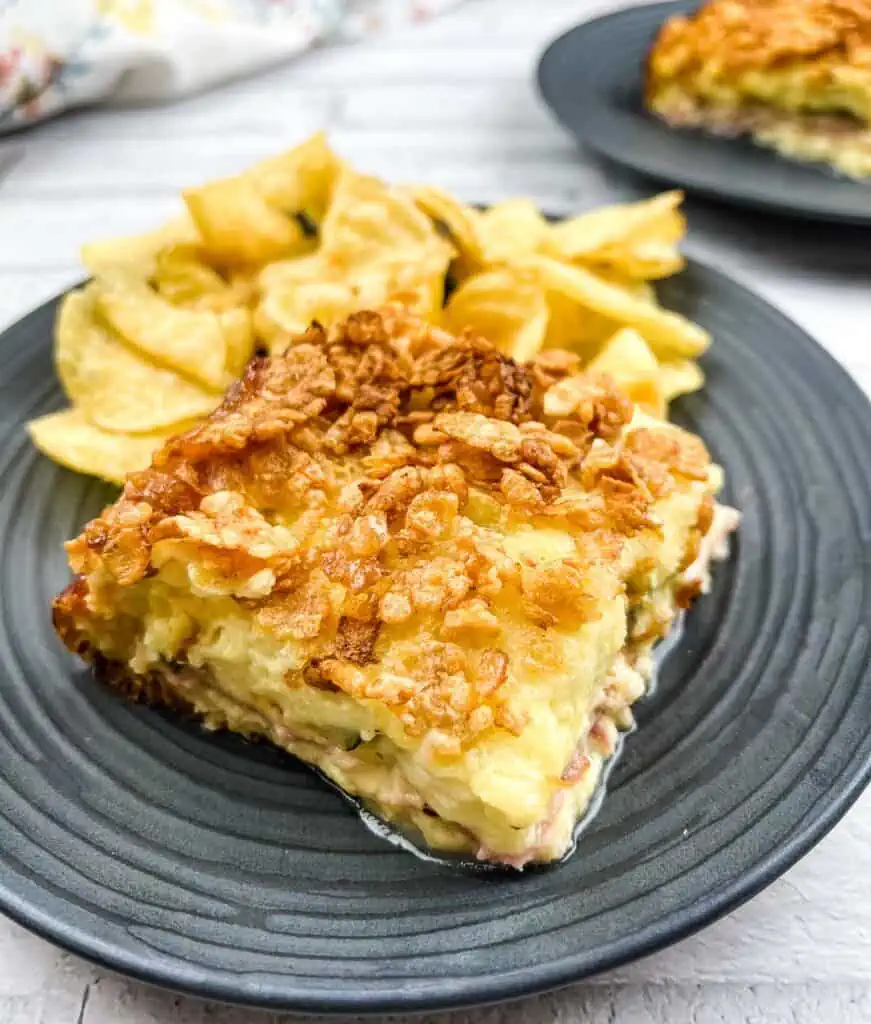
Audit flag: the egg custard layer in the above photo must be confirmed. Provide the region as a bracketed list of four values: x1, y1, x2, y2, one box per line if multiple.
[54, 308, 736, 867]
[647, 0, 871, 178]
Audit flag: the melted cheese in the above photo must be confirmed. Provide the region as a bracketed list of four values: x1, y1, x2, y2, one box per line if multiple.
[97, 477, 718, 863]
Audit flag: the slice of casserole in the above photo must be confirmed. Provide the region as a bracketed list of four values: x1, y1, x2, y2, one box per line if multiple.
[54, 308, 737, 867]
[647, 0, 871, 179]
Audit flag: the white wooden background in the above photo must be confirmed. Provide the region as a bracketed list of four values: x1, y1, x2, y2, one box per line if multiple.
[1, 0, 870, 1020]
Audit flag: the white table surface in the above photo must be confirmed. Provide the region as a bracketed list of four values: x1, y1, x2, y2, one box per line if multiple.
[1, 1, 870, 1020]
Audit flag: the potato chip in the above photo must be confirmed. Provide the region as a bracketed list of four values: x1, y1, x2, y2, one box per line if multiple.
[256, 253, 445, 350]
[92, 273, 233, 390]
[478, 199, 549, 263]
[56, 288, 219, 433]
[544, 290, 617, 358]
[523, 256, 710, 359]
[544, 192, 685, 280]
[446, 267, 549, 361]
[245, 131, 339, 220]
[81, 214, 201, 277]
[149, 247, 256, 375]
[545, 191, 684, 261]
[373, 256, 446, 326]
[257, 251, 321, 293]
[184, 135, 340, 266]
[255, 276, 358, 346]
[254, 171, 451, 348]
[407, 185, 486, 266]
[28, 408, 179, 485]
[224, 267, 259, 308]
[621, 279, 659, 304]
[220, 307, 257, 377]
[152, 245, 232, 308]
[587, 328, 665, 417]
[185, 176, 309, 266]
[657, 359, 706, 403]
[321, 169, 453, 270]
[591, 242, 685, 282]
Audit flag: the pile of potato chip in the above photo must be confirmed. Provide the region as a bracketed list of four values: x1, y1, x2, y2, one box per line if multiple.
[28, 132, 709, 484]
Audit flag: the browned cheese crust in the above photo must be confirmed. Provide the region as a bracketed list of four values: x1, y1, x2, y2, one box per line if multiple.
[648, 0, 871, 96]
[54, 307, 713, 752]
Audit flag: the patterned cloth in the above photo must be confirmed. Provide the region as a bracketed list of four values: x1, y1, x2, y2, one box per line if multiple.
[0, 0, 463, 134]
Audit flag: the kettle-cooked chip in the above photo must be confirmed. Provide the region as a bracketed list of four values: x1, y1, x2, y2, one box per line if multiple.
[544, 289, 617, 357]
[478, 199, 549, 263]
[321, 169, 453, 270]
[407, 185, 486, 268]
[81, 214, 201, 277]
[28, 408, 182, 485]
[587, 328, 666, 417]
[446, 266, 549, 362]
[544, 191, 686, 280]
[525, 255, 710, 359]
[184, 134, 340, 266]
[56, 288, 220, 434]
[151, 251, 256, 372]
[257, 252, 322, 294]
[254, 172, 451, 349]
[152, 245, 235, 309]
[256, 253, 445, 350]
[92, 273, 234, 390]
[603, 241, 685, 282]
[220, 306, 257, 377]
[185, 176, 309, 266]
[545, 191, 685, 260]
[621, 279, 659, 304]
[245, 130, 339, 219]
[657, 358, 706, 404]
[386, 261, 446, 325]
[255, 275, 360, 347]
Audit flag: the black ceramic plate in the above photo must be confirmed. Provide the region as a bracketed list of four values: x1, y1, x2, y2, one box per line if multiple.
[537, 1, 871, 224]
[1, 265, 871, 1014]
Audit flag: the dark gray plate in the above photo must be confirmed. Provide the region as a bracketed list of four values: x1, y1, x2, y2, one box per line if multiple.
[537, 1, 871, 224]
[1, 264, 871, 1014]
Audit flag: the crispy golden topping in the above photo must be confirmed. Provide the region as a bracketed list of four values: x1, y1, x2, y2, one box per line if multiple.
[649, 0, 871, 79]
[54, 307, 713, 748]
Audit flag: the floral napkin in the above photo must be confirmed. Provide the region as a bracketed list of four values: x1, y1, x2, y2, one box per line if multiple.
[0, 0, 463, 134]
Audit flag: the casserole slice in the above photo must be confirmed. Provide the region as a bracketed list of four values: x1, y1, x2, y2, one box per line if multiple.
[647, 0, 871, 179]
[55, 308, 737, 866]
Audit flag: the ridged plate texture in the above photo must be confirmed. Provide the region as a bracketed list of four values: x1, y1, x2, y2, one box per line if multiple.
[537, 1, 871, 224]
[1, 262, 870, 1013]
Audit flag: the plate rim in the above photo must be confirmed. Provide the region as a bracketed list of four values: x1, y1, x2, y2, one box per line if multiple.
[536, 0, 871, 226]
[1, 261, 871, 1012]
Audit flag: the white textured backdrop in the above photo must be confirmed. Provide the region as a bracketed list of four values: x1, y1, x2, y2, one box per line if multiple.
[1, 0, 870, 1020]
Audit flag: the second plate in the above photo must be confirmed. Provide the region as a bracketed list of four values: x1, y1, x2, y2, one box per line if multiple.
[537, 0, 871, 224]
